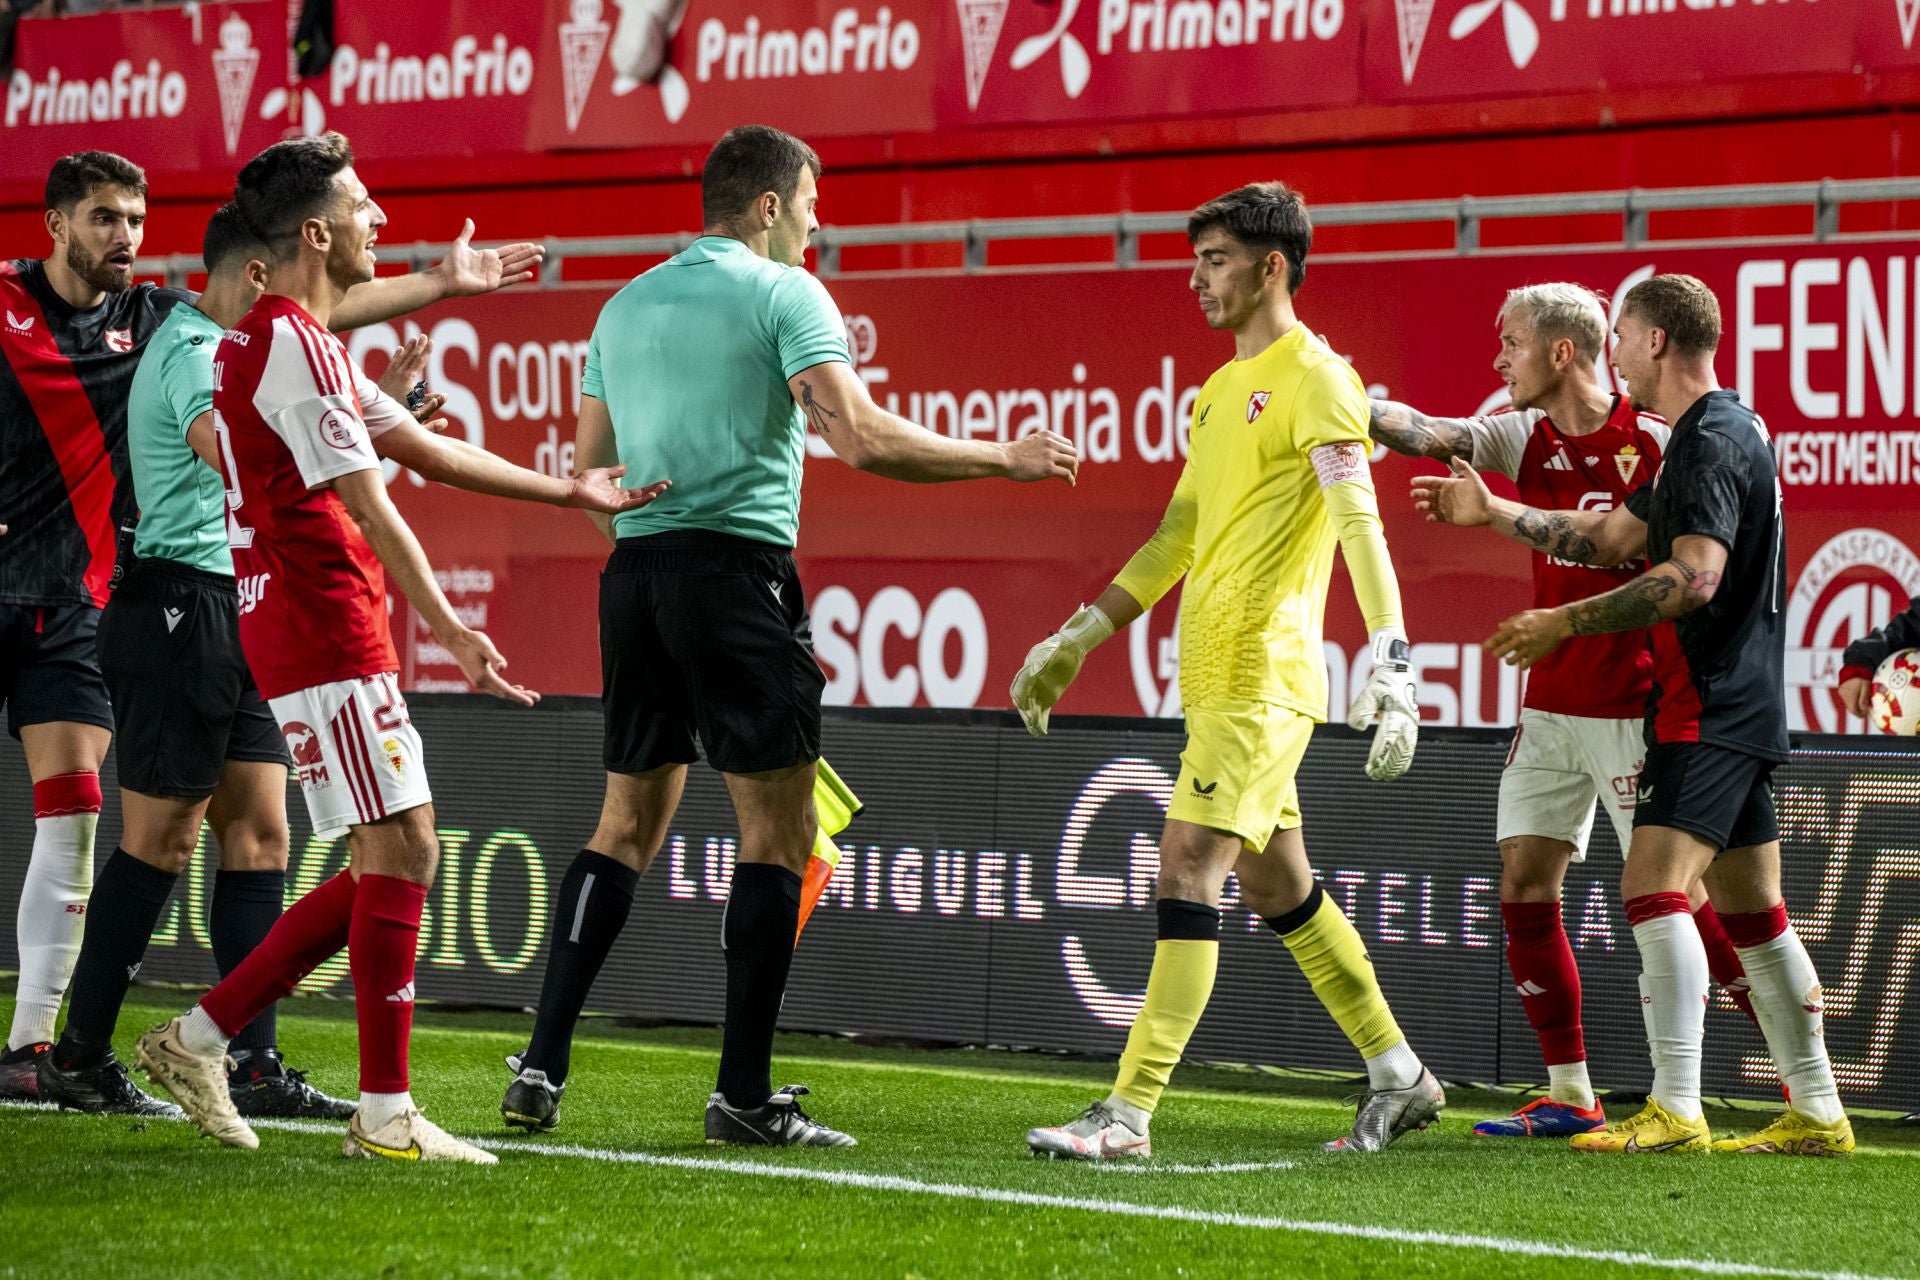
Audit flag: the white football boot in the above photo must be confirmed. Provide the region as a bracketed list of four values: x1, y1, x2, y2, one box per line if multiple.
[1027, 1101, 1151, 1161]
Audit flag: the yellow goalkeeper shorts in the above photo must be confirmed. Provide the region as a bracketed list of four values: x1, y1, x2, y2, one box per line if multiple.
[1167, 701, 1315, 851]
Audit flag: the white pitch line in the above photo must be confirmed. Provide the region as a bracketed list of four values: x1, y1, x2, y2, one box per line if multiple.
[12, 1105, 1914, 1279]
[238, 1117, 1914, 1280]
[1095, 1159, 1297, 1174]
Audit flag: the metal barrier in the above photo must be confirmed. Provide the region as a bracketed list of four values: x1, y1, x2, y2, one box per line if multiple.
[137, 176, 1920, 288]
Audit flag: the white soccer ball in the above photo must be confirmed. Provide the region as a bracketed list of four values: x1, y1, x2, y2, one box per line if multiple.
[1870, 648, 1920, 735]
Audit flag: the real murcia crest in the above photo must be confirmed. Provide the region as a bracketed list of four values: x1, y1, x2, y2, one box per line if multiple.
[1394, 0, 1436, 83]
[1901, 0, 1920, 49]
[1615, 445, 1640, 485]
[955, 0, 1011, 110]
[559, 0, 613, 133]
[211, 12, 261, 156]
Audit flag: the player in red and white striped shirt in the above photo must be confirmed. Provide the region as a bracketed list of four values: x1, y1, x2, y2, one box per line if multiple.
[1370, 282, 1755, 1137]
[134, 133, 666, 1163]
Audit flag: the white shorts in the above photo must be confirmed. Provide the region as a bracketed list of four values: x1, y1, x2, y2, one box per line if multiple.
[1496, 708, 1644, 860]
[268, 671, 430, 838]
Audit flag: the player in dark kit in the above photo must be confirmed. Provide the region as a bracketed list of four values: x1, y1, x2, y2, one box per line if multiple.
[1416, 273, 1852, 1156]
[0, 153, 187, 1096]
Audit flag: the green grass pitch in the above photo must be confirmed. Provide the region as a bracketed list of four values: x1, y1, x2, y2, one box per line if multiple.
[3, 990, 1917, 1279]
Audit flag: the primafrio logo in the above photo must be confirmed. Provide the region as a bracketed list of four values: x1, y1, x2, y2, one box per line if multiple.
[1786, 528, 1920, 733]
[210, 11, 260, 156]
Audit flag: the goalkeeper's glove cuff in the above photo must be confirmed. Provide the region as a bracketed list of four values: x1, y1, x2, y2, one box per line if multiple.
[1368, 625, 1411, 670]
[1060, 603, 1116, 654]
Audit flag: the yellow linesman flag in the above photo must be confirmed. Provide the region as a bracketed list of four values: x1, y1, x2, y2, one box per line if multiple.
[798, 757, 862, 939]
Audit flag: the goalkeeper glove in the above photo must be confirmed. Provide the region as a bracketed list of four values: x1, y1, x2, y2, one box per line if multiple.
[1010, 604, 1115, 736]
[1346, 626, 1419, 781]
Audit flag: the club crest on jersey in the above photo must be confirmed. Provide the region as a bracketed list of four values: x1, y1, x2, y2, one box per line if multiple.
[104, 328, 133, 353]
[1615, 445, 1641, 484]
[1246, 391, 1272, 423]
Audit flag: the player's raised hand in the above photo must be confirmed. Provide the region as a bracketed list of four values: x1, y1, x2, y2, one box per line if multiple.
[375, 336, 449, 430]
[434, 219, 546, 296]
[1346, 627, 1419, 780]
[568, 465, 671, 514]
[1010, 604, 1114, 736]
[1005, 431, 1079, 485]
[1486, 607, 1571, 670]
[1411, 455, 1493, 526]
[446, 628, 540, 707]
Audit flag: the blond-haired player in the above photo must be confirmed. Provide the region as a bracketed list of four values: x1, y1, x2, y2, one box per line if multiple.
[1015, 182, 1442, 1159]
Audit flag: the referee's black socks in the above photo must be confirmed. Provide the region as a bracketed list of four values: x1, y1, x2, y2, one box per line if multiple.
[523, 849, 639, 1086]
[716, 861, 802, 1110]
[56, 848, 177, 1070]
[211, 868, 286, 1064]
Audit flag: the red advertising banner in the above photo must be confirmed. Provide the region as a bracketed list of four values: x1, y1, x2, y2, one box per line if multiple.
[2, 2, 289, 179]
[1366, 0, 1919, 103]
[8, 0, 1920, 178]
[364, 241, 1919, 738]
[930, 0, 1362, 126]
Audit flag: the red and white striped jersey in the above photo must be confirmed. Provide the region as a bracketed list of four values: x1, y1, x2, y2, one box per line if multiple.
[1466, 395, 1670, 719]
[211, 294, 410, 700]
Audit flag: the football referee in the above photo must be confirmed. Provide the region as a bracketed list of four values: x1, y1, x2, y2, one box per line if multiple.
[503, 124, 1077, 1145]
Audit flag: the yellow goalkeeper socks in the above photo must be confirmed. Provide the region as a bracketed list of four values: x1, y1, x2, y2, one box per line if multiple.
[1111, 900, 1220, 1116]
[1269, 883, 1406, 1061]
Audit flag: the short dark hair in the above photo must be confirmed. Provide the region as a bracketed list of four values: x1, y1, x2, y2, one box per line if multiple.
[1623, 273, 1722, 356]
[203, 203, 268, 275]
[1187, 182, 1313, 296]
[701, 125, 821, 228]
[232, 132, 355, 259]
[45, 151, 147, 213]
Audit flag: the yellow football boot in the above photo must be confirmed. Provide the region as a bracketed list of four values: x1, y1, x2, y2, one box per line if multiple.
[1711, 1110, 1854, 1157]
[1568, 1099, 1711, 1154]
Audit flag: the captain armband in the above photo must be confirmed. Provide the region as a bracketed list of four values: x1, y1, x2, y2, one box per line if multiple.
[1310, 442, 1371, 489]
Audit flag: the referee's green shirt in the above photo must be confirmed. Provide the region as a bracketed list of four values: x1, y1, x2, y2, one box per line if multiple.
[128, 303, 232, 575]
[583, 235, 850, 548]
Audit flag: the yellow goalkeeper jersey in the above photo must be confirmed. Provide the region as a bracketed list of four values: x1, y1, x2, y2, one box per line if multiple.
[1113, 323, 1393, 719]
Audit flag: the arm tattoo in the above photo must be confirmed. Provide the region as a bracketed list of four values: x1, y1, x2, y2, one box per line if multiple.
[1566, 575, 1675, 636]
[1369, 400, 1476, 462]
[1669, 556, 1722, 607]
[798, 378, 838, 435]
[1512, 507, 1601, 564]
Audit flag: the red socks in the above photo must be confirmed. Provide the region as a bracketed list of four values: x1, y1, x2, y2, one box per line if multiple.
[201, 871, 357, 1036]
[350, 875, 427, 1094]
[1692, 900, 1759, 1024]
[1501, 901, 1585, 1066]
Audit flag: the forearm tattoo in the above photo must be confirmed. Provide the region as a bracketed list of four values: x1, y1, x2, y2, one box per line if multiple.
[799, 378, 838, 435]
[1565, 559, 1720, 636]
[1512, 507, 1600, 564]
[1369, 400, 1476, 461]
[1566, 575, 1674, 636]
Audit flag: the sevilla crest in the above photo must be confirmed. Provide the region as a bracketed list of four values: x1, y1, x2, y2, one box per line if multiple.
[1246, 390, 1272, 423]
[105, 328, 133, 354]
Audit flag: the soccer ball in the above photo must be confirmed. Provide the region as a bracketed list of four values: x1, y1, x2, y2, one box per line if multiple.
[1870, 649, 1920, 735]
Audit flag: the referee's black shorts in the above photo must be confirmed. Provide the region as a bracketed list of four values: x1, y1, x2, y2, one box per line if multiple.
[98, 557, 287, 799]
[600, 530, 825, 776]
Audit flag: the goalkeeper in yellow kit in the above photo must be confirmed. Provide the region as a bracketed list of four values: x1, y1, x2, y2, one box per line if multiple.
[1017, 183, 1444, 1158]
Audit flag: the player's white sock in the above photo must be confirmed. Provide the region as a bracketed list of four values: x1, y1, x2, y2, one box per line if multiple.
[1546, 1061, 1596, 1111]
[1364, 1039, 1423, 1092]
[9, 781, 100, 1050]
[1101, 1094, 1150, 1133]
[359, 1090, 415, 1129]
[179, 1004, 231, 1058]
[1736, 928, 1845, 1126]
[1630, 906, 1708, 1121]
